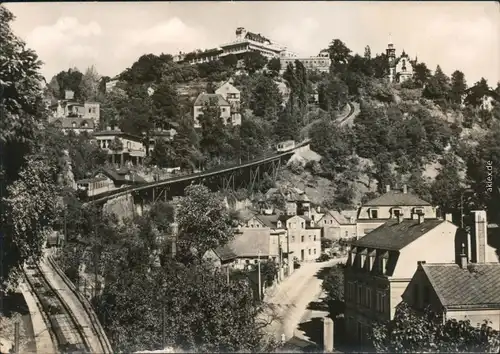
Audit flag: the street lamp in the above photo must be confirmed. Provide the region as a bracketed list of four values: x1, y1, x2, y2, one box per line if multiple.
[460, 188, 474, 229]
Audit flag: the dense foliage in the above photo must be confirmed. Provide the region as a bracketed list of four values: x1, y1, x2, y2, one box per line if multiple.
[371, 302, 500, 353]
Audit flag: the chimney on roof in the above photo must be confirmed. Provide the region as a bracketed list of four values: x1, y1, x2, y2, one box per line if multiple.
[417, 260, 426, 265]
[471, 210, 488, 263]
[385, 185, 390, 193]
[418, 214, 425, 224]
[445, 213, 453, 223]
[459, 243, 467, 269]
[403, 184, 408, 194]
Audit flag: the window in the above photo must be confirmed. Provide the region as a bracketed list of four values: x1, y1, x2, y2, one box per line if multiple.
[308, 249, 311, 255]
[356, 284, 362, 304]
[365, 288, 372, 308]
[301, 222, 305, 228]
[222, 108, 226, 112]
[291, 236, 295, 242]
[314, 235, 317, 241]
[393, 209, 402, 218]
[345, 231, 349, 237]
[314, 248, 317, 254]
[376, 291, 386, 313]
[414, 207, 424, 215]
[250, 224, 254, 228]
[413, 285, 419, 307]
[89, 108, 92, 113]
[245, 260, 250, 264]
[254, 260, 258, 264]
[360, 254, 366, 268]
[370, 209, 379, 219]
[309, 235, 311, 241]
[301, 236, 304, 242]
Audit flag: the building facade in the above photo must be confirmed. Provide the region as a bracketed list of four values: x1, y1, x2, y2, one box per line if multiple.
[344, 214, 459, 346]
[387, 39, 416, 83]
[93, 129, 146, 166]
[174, 27, 295, 65]
[317, 210, 357, 240]
[215, 81, 242, 125]
[279, 50, 331, 74]
[356, 185, 437, 238]
[193, 93, 232, 128]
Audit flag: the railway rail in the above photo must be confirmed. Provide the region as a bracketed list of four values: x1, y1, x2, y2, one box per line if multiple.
[23, 255, 113, 354]
[86, 138, 311, 205]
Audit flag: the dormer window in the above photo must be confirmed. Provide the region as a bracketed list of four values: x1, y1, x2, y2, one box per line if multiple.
[370, 209, 379, 219]
[413, 207, 424, 215]
[360, 254, 366, 268]
[392, 208, 402, 218]
[349, 249, 357, 266]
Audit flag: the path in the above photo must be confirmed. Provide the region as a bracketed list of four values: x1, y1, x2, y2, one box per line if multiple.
[262, 257, 347, 342]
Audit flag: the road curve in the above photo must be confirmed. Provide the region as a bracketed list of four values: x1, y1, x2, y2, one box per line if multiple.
[261, 257, 347, 342]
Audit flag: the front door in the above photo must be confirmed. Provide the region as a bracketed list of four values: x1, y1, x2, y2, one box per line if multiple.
[301, 249, 304, 261]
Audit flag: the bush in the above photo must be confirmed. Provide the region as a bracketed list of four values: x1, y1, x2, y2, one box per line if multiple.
[288, 161, 304, 175]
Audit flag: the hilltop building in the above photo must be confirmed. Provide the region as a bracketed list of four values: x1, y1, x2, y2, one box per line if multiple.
[386, 36, 416, 83]
[279, 50, 331, 74]
[174, 27, 295, 65]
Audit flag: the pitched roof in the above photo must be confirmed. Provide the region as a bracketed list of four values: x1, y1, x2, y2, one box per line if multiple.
[76, 176, 108, 184]
[422, 263, 500, 309]
[363, 190, 431, 207]
[97, 168, 146, 184]
[351, 218, 446, 251]
[53, 118, 95, 129]
[229, 229, 277, 257]
[321, 210, 350, 224]
[213, 244, 237, 261]
[193, 93, 230, 106]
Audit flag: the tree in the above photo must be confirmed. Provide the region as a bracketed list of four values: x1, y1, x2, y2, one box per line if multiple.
[465, 78, 490, 107]
[250, 75, 282, 120]
[240, 114, 271, 161]
[267, 57, 281, 76]
[198, 98, 229, 162]
[423, 65, 450, 101]
[318, 74, 349, 113]
[79, 65, 101, 102]
[413, 62, 431, 88]
[148, 201, 175, 234]
[243, 52, 268, 74]
[0, 5, 60, 291]
[430, 153, 463, 214]
[449, 70, 467, 105]
[54, 68, 84, 100]
[151, 80, 181, 129]
[371, 53, 389, 79]
[371, 302, 500, 353]
[322, 263, 345, 303]
[326, 39, 352, 68]
[221, 54, 238, 68]
[176, 185, 233, 260]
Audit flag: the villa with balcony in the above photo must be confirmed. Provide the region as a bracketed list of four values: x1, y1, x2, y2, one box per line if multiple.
[93, 128, 146, 166]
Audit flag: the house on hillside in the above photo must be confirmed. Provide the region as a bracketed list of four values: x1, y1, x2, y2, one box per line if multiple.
[95, 167, 146, 188]
[215, 81, 242, 125]
[356, 185, 437, 238]
[344, 213, 460, 347]
[93, 128, 146, 166]
[193, 93, 232, 128]
[279, 49, 331, 74]
[403, 259, 500, 330]
[48, 89, 100, 134]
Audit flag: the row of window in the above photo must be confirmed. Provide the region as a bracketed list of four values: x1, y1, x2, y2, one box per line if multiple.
[369, 207, 424, 219]
[290, 235, 318, 242]
[349, 251, 387, 274]
[346, 282, 387, 313]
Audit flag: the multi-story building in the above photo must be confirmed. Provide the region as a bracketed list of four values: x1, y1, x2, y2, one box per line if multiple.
[215, 81, 242, 125]
[49, 90, 100, 134]
[193, 81, 242, 128]
[317, 210, 357, 240]
[93, 128, 146, 166]
[402, 211, 500, 329]
[356, 185, 437, 238]
[174, 27, 294, 65]
[386, 38, 416, 84]
[344, 213, 459, 346]
[279, 50, 331, 74]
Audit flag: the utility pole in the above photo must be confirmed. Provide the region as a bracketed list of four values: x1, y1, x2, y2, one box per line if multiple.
[226, 266, 230, 285]
[162, 305, 166, 349]
[257, 250, 262, 301]
[13, 321, 20, 353]
[94, 221, 98, 299]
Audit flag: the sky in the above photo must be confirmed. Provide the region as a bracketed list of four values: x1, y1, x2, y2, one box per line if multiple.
[5, 1, 500, 86]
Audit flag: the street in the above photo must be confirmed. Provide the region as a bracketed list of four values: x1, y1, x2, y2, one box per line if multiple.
[261, 257, 347, 342]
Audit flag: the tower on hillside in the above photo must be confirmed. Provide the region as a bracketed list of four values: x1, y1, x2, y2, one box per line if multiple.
[386, 34, 397, 83]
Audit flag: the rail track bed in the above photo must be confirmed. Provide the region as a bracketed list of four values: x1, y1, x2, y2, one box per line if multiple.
[24, 259, 90, 353]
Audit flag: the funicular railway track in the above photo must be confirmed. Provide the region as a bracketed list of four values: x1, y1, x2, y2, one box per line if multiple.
[24, 259, 90, 353]
[23, 255, 113, 354]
